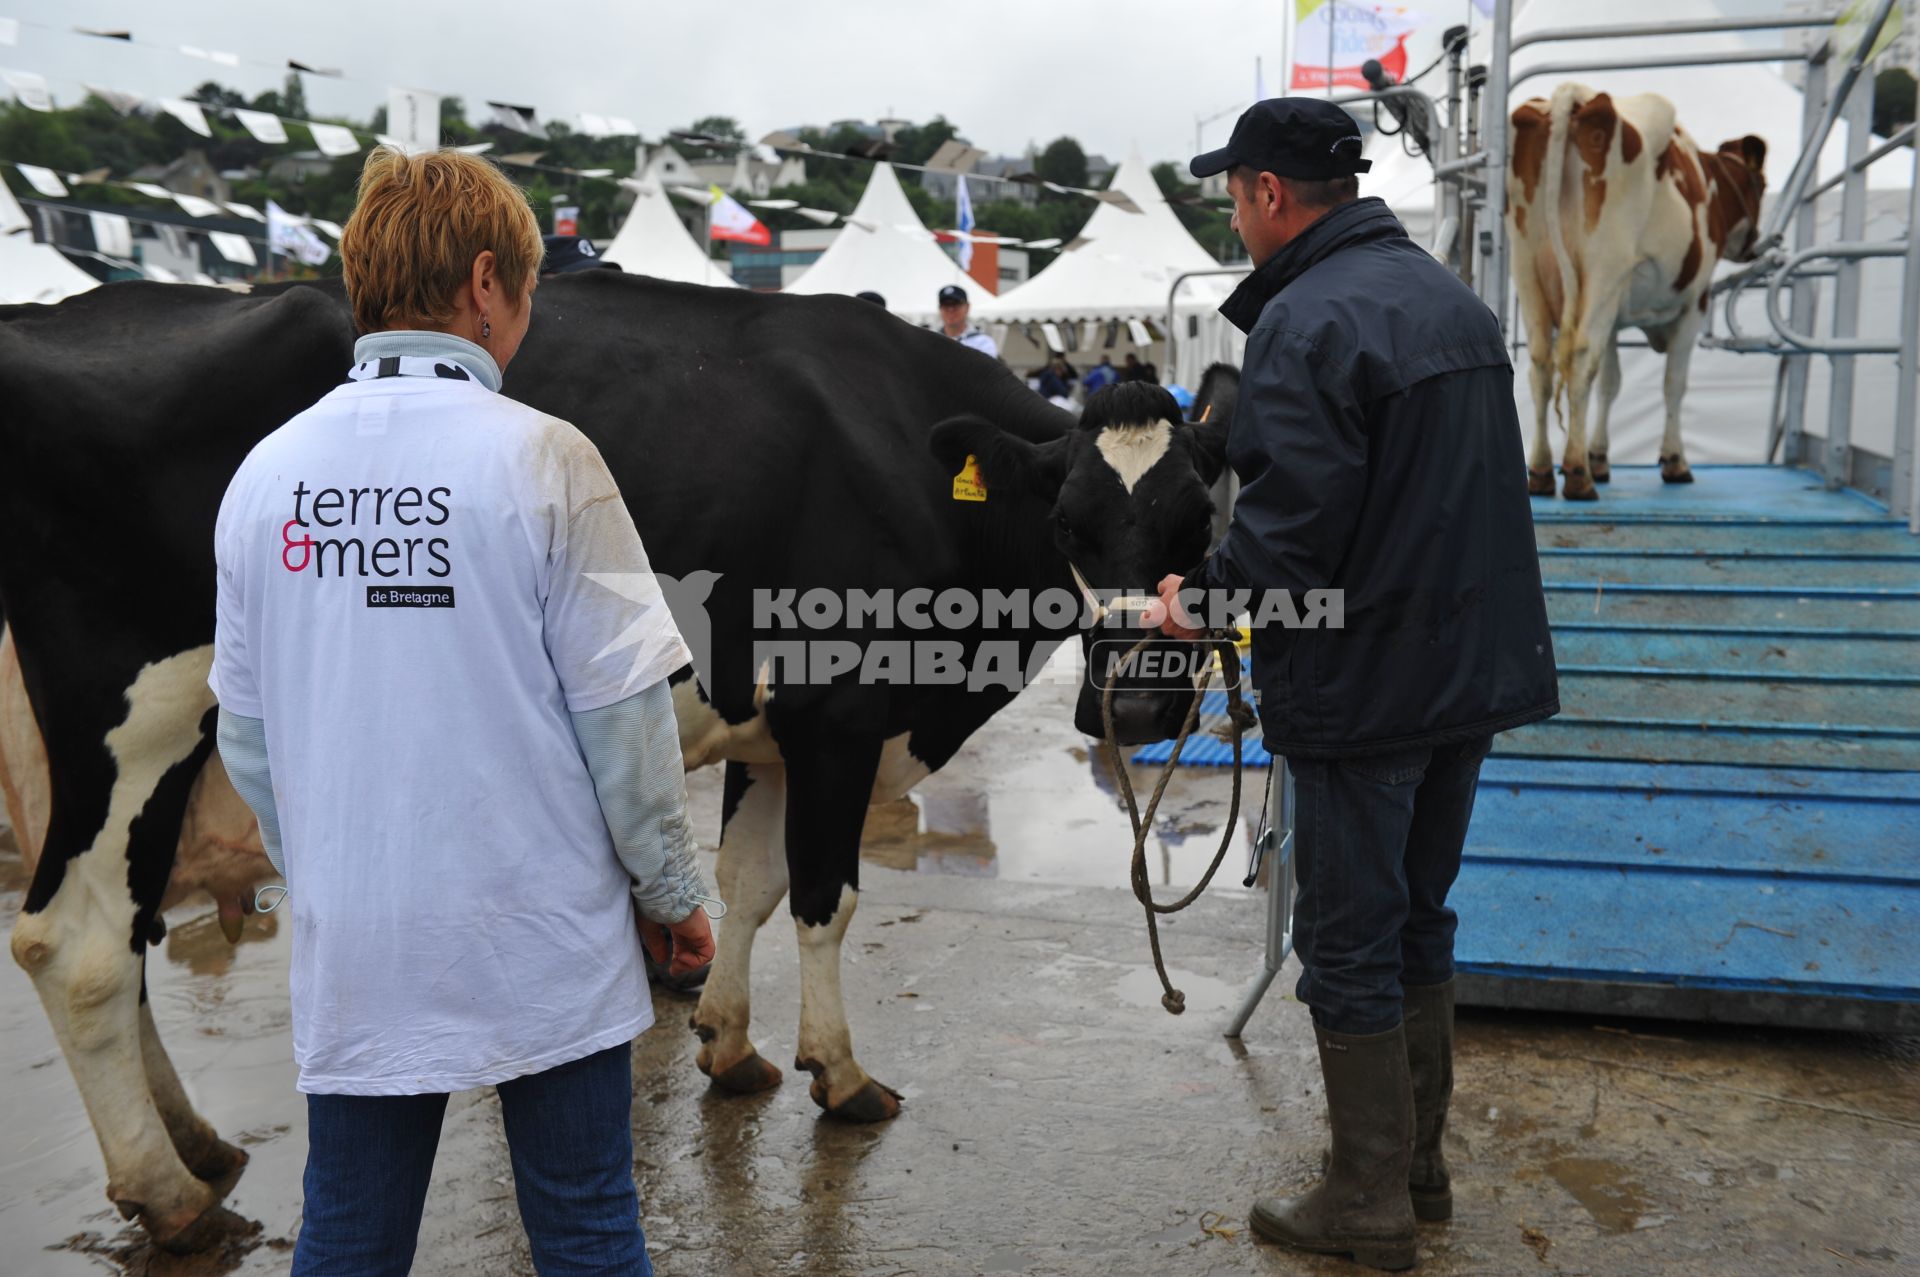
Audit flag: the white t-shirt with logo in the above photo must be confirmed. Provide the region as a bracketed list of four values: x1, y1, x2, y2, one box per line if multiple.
[211, 371, 691, 1095]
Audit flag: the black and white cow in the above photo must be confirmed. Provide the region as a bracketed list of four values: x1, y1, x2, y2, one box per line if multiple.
[0, 274, 1233, 1248]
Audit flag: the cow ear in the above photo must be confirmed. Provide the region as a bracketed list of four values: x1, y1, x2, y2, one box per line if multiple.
[930, 415, 1068, 499]
[1739, 135, 1766, 172]
[1184, 419, 1228, 485]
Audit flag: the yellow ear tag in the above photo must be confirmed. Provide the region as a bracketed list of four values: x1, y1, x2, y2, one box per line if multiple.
[952, 454, 988, 502]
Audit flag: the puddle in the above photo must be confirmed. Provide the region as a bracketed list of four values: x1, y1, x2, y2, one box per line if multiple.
[1545, 1156, 1665, 1232]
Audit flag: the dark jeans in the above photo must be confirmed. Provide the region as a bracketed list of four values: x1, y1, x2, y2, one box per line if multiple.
[1288, 735, 1493, 1036]
[292, 1043, 651, 1277]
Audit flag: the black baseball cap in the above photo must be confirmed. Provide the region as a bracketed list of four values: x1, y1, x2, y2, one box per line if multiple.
[856, 290, 887, 306]
[542, 234, 618, 275]
[1189, 98, 1372, 181]
[937, 283, 969, 307]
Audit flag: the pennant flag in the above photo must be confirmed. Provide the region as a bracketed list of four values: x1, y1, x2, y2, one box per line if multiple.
[487, 101, 540, 134]
[706, 185, 770, 246]
[0, 18, 17, 46]
[83, 84, 144, 115]
[288, 59, 343, 77]
[3, 68, 52, 111]
[224, 201, 266, 221]
[954, 174, 975, 271]
[607, 116, 637, 136]
[310, 218, 343, 239]
[89, 210, 133, 258]
[234, 108, 288, 143]
[158, 97, 213, 137]
[75, 28, 131, 40]
[306, 122, 360, 157]
[455, 141, 494, 155]
[386, 86, 441, 153]
[573, 167, 614, 179]
[268, 199, 331, 265]
[143, 263, 181, 283]
[16, 163, 68, 197]
[126, 181, 173, 199]
[207, 230, 258, 266]
[172, 191, 225, 218]
[791, 207, 839, 226]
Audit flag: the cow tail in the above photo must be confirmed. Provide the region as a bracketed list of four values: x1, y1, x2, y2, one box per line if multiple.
[1543, 83, 1581, 430]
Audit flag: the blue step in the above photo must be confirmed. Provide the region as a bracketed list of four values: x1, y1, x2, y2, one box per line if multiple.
[1137, 465, 1920, 1029]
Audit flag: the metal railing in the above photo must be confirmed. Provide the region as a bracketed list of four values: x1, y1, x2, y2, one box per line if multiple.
[1449, 0, 1919, 527]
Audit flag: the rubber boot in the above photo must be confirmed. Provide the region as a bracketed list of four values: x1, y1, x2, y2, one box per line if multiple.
[1404, 980, 1455, 1222]
[1250, 1023, 1417, 1271]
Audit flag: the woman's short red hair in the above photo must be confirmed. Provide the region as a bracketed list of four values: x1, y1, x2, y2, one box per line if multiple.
[339, 147, 542, 335]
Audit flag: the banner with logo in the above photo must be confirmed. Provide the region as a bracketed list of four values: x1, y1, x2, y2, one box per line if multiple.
[554, 205, 580, 236]
[1291, 0, 1427, 92]
[268, 199, 332, 266]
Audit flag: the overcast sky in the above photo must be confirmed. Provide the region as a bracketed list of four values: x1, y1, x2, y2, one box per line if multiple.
[3, 0, 1347, 166]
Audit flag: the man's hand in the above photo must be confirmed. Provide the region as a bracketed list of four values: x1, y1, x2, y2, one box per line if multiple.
[639, 908, 716, 979]
[1153, 573, 1207, 641]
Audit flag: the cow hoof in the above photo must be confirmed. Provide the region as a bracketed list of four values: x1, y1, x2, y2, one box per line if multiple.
[1561, 467, 1599, 501]
[1591, 453, 1611, 483]
[154, 1204, 254, 1255]
[187, 1137, 249, 1191]
[1660, 458, 1694, 484]
[1526, 467, 1556, 496]
[813, 1076, 904, 1124]
[701, 1049, 784, 1094]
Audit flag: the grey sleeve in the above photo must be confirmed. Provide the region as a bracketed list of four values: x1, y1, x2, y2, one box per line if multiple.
[216, 707, 285, 878]
[571, 678, 708, 924]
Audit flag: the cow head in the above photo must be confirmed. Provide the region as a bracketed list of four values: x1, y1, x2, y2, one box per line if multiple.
[1712, 134, 1768, 262]
[932, 382, 1230, 745]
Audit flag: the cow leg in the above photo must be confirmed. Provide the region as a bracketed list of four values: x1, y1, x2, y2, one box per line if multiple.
[1516, 276, 1559, 497]
[1658, 310, 1702, 483]
[9, 649, 231, 1249]
[691, 761, 790, 1094]
[1590, 333, 1622, 483]
[784, 729, 900, 1123]
[140, 998, 248, 1187]
[1561, 290, 1626, 501]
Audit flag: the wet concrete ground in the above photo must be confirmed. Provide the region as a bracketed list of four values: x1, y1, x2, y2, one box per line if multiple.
[3, 667, 1916, 1275]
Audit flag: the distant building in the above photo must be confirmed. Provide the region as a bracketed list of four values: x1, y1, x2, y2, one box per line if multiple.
[128, 150, 229, 204]
[264, 150, 338, 186]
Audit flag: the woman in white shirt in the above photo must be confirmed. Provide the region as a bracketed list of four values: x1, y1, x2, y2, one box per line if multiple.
[212, 147, 712, 1277]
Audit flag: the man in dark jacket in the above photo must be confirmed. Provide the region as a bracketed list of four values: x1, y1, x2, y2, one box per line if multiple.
[1157, 99, 1556, 1269]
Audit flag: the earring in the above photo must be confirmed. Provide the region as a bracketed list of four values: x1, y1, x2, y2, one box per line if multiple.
[481, 318, 491, 339]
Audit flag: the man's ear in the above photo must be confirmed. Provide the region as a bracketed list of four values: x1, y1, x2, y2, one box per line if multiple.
[930, 415, 1069, 499]
[1183, 419, 1229, 485]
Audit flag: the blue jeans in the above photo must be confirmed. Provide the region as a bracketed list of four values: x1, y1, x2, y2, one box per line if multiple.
[1288, 736, 1493, 1036]
[292, 1043, 651, 1277]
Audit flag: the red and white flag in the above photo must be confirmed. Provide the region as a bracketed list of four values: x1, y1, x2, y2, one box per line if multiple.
[706, 185, 771, 246]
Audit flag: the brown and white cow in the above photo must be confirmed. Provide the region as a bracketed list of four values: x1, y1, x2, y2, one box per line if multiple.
[1508, 83, 1767, 499]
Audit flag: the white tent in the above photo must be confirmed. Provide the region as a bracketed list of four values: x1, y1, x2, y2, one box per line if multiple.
[977, 148, 1230, 325]
[783, 162, 984, 323]
[975, 148, 1244, 387]
[602, 170, 739, 288]
[0, 235, 98, 304]
[1362, 0, 1911, 466]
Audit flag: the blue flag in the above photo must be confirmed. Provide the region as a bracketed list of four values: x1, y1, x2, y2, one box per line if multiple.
[955, 174, 975, 271]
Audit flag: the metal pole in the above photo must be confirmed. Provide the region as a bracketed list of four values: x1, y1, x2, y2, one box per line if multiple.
[1445, 28, 1468, 278]
[1226, 762, 1295, 1038]
[1510, 12, 1837, 54]
[1898, 55, 1920, 532]
[1464, 64, 1485, 295]
[1782, 54, 1827, 470]
[1329, 0, 1337, 95]
[1823, 73, 1872, 490]
[1483, 0, 1514, 336]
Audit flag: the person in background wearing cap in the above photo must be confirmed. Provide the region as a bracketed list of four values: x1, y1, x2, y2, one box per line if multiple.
[542, 233, 620, 276]
[937, 283, 998, 358]
[1155, 98, 1556, 1269]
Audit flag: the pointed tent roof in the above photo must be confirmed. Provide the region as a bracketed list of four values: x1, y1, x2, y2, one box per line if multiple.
[975, 148, 1229, 324]
[0, 235, 98, 304]
[602, 170, 739, 287]
[783, 162, 982, 322]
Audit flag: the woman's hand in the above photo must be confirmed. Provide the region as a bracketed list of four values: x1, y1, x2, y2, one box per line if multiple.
[640, 908, 716, 979]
